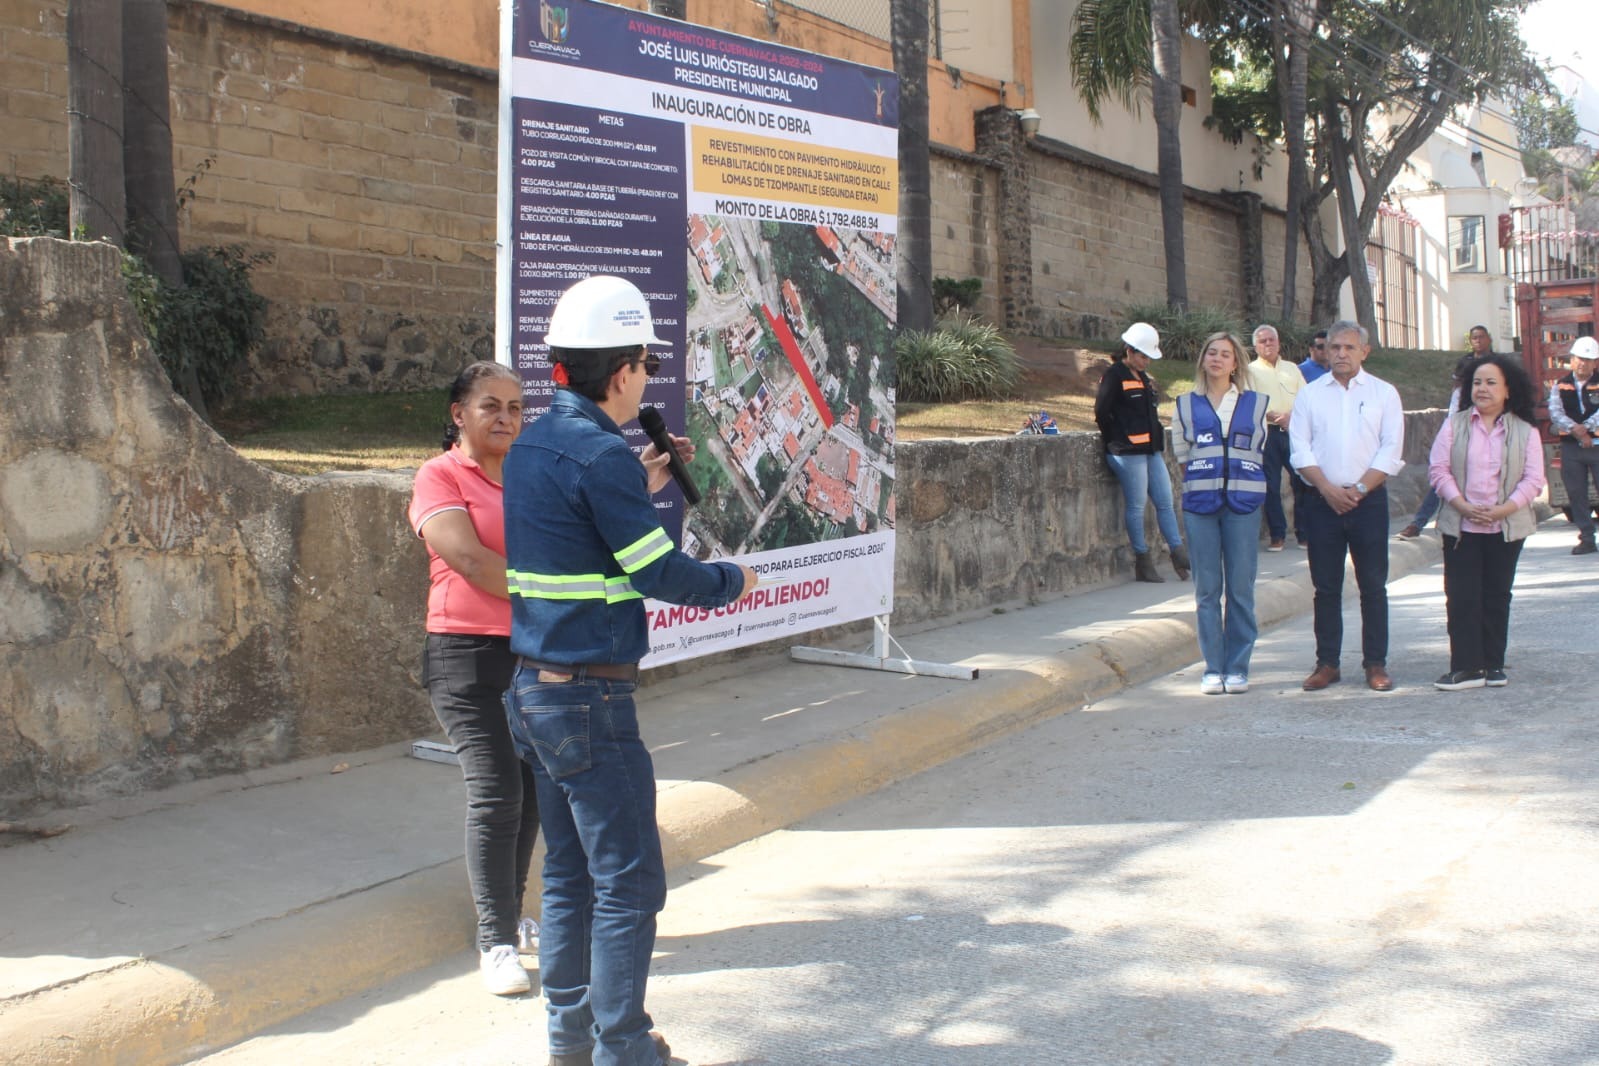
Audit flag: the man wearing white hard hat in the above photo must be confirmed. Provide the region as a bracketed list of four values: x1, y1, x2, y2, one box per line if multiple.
[502, 275, 758, 1066]
[1547, 334, 1599, 555]
[1094, 322, 1189, 583]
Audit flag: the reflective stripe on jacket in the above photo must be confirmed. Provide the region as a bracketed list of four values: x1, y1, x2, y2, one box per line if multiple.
[502, 390, 745, 665]
[1175, 389, 1269, 515]
[1094, 361, 1164, 455]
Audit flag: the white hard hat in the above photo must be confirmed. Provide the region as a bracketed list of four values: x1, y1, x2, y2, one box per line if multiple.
[1572, 336, 1599, 362]
[1120, 321, 1163, 360]
[544, 275, 669, 349]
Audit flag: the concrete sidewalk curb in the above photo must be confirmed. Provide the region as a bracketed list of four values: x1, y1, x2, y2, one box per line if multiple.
[1, 540, 1435, 1066]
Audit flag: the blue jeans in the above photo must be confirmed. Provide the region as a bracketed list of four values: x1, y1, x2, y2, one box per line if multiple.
[1105, 451, 1184, 554]
[1304, 487, 1390, 668]
[505, 668, 668, 1066]
[1183, 507, 1260, 676]
[1261, 426, 1291, 541]
[1410, 487, 1440, 529]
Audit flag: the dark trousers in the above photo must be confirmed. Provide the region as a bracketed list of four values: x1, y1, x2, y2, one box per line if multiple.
[1304, 487, 1390, 668]
[423, 632, 540, 951]
[1561, 441, 1599, 539]
[1292, 472, 1309, 542]
[1262, 425, 1291, 541]
[1442, 532, 1525, 672]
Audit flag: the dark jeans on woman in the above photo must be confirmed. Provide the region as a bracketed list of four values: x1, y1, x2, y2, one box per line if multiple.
[1304, 486, 1390, 668]
[1442, 532, 1525, 672]
[423, 632, 539, 951]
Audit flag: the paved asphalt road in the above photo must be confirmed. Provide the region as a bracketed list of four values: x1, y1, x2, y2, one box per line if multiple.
[198, 527, 1599, 1066]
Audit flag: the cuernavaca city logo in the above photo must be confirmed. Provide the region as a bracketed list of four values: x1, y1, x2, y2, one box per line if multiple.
[540, 1, 570, 44]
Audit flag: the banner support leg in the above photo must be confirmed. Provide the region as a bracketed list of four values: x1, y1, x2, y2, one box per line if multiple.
[790, 615, 976, 680]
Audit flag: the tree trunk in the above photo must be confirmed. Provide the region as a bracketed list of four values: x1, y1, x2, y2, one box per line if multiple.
[123, 0, 181, 285]
[1150, 0, 1187, 311]
[67, 0, 126, 245]
[1278, 0, 1312, 321]
[123, 0, 209, 418]
[1326, 104, 1379, 341]
[891, 0, 933, 332]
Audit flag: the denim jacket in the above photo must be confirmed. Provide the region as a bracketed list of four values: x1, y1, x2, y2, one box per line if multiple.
[503, 390, 744, 664]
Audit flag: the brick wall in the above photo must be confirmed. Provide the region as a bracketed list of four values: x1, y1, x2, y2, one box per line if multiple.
[166, 2, 498, 395]
[2, 0, 1318, 397]
[1027, 141, 1314, 338]
[0, 0, 68, 181]
[1, 0, 499, 397]
[928, 149, 1001, 322]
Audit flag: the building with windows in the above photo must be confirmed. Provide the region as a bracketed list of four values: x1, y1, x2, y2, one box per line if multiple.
[1386, 100, 1526, 353]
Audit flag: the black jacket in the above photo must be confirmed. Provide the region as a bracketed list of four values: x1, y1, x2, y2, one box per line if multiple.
[1094, 360, 1164, 455]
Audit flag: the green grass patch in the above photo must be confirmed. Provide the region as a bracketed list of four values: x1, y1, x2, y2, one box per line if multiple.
[214, 389, 447, 475]
[213, 342, 1472, 474]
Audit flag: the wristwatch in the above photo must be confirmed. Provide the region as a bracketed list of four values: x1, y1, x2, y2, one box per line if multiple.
[1354, 481, 1369, 496]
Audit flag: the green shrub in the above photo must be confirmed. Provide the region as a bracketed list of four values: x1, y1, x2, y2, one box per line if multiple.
[1120, 304, 1329, 363]
[895, 311, 1019, 402]
[0, 176, 70, 238]
[895, 328, 970, 402]
[125, 244, 271, 408]
[1120, 303, 1243, 362]
[933, 276, 984, 314]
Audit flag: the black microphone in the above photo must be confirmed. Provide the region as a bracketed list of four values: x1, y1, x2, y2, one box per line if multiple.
[637, 406, 701, 506]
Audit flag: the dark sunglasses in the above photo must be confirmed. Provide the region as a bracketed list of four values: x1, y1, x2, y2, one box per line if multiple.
[635, 353, 662, 376]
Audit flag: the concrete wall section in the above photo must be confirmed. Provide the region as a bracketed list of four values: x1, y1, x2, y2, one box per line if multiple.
[892, 432, 1127, 622]
[0, 237, 434, 815]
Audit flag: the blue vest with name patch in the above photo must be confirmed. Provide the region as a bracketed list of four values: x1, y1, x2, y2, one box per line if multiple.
[1176, 390, 1269, 515]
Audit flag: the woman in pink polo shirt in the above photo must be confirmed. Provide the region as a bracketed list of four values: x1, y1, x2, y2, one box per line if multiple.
[409, 361, 539, 996]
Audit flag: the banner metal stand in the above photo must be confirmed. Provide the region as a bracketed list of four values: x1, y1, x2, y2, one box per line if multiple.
[790, 614, 976, 680]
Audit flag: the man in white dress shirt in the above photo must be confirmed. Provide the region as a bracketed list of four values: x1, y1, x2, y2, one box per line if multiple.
[1288, 321, 1406, 692]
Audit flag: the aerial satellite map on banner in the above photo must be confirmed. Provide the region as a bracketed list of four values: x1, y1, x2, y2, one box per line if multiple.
[504, 0, 899, 665]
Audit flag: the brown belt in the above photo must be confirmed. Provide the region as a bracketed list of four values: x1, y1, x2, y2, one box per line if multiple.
[517, 657, 639, 682]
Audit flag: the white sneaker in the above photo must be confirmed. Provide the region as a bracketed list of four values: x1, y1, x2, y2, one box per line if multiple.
[481, 944, 531, 995]
[517, 916, 540, 952]
[1199, 673, 1225, 695]
[1223, 674, 1249, 693]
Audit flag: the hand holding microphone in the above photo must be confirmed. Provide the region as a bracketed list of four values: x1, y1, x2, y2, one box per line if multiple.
[637, 406, 701, 505]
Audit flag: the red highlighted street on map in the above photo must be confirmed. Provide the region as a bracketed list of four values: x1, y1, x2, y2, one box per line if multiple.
[761, 304, 833, 430]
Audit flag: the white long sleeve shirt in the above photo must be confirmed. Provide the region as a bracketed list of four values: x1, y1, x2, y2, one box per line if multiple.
[1288, 369, 1406, 487]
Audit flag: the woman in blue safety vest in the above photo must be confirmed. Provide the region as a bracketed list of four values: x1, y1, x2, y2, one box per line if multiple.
[1172, 332, 1269, 695]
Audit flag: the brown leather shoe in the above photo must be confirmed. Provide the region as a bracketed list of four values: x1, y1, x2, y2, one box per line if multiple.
[1365, 665, 1394, 691]
[1302, 664, 1341, 690]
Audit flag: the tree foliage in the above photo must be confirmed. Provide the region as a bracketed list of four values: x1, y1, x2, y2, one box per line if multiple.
[1513, 92, 1594, 200]
[1069, 0, 1225, 310]
[1207, 0, 1544, 332]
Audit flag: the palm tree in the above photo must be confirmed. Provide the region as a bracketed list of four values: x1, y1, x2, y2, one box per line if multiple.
[1071, 0, 1198, 311]
[67, 0, 126, 245]
[1274, 0, 1317, 321]
[891, 0, 933, 331]
[1150, 0, 1188, 311]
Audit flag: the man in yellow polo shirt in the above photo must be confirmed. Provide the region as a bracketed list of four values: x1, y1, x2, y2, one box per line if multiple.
[1246, 324, 1304, 551]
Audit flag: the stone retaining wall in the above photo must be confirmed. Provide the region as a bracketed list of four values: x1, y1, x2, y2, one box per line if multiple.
[0, 237, 1438, 817]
